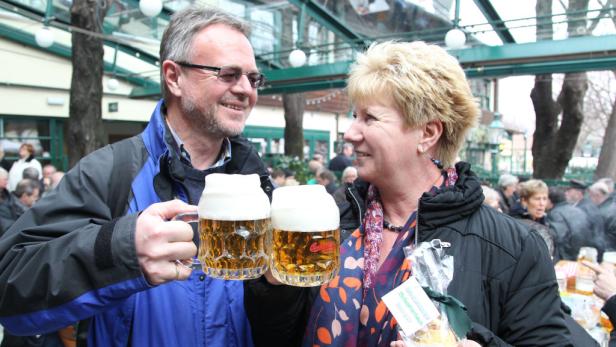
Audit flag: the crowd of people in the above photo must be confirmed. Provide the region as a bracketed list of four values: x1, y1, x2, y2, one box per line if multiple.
[0, 143, 64, 238]
[481, 174, 616, 264]
[0, 4, 614, 347]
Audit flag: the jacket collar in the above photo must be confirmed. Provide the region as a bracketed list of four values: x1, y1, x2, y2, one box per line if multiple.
[344, 162, 484, 233]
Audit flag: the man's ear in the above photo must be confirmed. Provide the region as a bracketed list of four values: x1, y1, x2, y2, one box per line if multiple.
[162, 60, 182, 97]
[419, 119, 443, 153]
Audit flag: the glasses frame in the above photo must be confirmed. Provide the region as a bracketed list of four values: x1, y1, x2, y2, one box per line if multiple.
[175, 61, 265, 89]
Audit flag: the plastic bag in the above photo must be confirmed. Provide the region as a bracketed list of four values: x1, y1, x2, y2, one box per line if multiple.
[399, 239, 461, 346]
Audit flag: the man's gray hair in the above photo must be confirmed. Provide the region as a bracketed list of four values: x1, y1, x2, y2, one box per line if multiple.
[160, 6, 251, 101]
[14, 178, 39, 198]
[498, 174, 518, 189]
[597, 177, 614, 194]
[0, 167, 8, 179]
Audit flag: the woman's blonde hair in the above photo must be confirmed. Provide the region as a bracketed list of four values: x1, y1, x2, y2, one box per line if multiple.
[518, 179, 548, 200]
[347, 41, 479, 167]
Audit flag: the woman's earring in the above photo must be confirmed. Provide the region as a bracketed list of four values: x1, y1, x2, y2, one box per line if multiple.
[417, 145, 424, 153]
[430, 157, 444, 169]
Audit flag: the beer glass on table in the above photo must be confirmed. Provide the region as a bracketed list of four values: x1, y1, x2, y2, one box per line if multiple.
[270, 185, 340, 287]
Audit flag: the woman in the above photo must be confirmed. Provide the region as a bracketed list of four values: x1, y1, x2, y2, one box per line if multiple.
[512, 179, 556, 258]
[7, 143, 42, 192]
[303, 41, 570, 346]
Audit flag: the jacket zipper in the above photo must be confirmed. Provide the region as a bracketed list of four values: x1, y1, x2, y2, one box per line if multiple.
[347, 184, 364, 228]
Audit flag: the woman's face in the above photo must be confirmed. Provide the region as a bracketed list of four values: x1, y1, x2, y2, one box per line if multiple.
[18, 146, 29, 159]
[524, 192, 548, 220]
[343, 99, 420, 185]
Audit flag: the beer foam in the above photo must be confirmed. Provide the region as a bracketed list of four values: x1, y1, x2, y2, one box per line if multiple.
[198, 173, 270, 220]
[271, 185, 340, 232]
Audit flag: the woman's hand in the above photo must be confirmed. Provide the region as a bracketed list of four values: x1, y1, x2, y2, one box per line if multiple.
[582, 261, 616, 301]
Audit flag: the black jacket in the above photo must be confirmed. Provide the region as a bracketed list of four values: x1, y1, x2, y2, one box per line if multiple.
[338, 162, 572, 346]
[599, 197, 616, 251]
[548, 202, 595, 260]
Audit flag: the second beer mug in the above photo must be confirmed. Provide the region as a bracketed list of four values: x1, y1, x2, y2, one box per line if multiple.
[270, 185, 340, 287]
[198, 173, 271, 280]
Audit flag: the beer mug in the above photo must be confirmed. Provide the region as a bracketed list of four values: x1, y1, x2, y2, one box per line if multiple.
[179, 173, 272, 280]
[270, 185, 340, 287]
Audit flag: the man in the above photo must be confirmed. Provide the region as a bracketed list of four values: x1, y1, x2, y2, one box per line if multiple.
[495, 173, 518, 214]
[0, 168, 9, 203]
[566, 179, 606, 256]
[0, 179, 40, 236]
[589, 181, 616, 251]
[547, 186, 594, 260]
[332, 166, 358, 206]
[316, 169, 337, 195]
[0, 7, 308, 347]
[328, 142, 353, 172]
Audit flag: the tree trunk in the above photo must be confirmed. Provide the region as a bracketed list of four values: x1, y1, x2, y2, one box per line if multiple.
[530, 0, 589, 179]
[281, 7, 306, 159]
[283, 93, 306, 158]
[67, 0, 109, 168]
[595, 71, 616, 180]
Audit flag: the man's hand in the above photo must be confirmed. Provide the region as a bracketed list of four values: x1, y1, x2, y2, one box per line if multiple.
[582, 261, 616, 301]
[135, 200, 198, 285]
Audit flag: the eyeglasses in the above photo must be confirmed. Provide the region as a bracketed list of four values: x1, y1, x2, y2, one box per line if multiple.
[175, 61, 265, 89]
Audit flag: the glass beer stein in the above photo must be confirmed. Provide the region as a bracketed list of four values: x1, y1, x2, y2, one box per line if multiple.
[180, 173, 272, 280]
[270, 185, 340, 287]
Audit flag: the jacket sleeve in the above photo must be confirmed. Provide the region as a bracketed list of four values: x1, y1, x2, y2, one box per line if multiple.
[492, 230, 571, 346]
[0, 145, 149, 336]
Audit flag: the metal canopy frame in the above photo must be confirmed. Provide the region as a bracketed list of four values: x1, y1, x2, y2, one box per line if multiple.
[1, 0, 615, 97]
[473, 0, 515, 44]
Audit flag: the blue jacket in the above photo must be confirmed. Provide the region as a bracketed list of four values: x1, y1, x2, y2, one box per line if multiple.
[0, 101, 308, 346]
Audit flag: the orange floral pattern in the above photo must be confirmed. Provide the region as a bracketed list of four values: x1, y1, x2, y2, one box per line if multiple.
[303, 216, 417, 347]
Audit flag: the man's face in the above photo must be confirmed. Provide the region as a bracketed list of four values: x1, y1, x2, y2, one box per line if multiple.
[21, 188, 39, 208]
[565, 188, 583, 204]
[43, 165, 56, 178]
[175, 24, 258, 138]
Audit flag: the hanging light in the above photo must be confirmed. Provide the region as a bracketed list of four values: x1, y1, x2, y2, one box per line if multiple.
[35, 26, 54, 48]
[139, 0, 163, 18]
[107, 77, 119, 91]
[445, 28, 466, 49]
[288, 49, 307, 68]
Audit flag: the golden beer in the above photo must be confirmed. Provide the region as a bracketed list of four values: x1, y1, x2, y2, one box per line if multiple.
[270, 185, 340, 286]
[197, 173, 271, 280]
[271, 228, 340, 286]
[199, 218, 271, 280]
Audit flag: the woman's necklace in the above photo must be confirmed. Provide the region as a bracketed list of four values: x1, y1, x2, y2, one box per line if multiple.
[382, 170, 444, 232]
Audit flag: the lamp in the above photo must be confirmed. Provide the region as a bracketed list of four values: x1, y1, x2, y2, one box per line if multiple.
[107, 78, 119, 91]
[445, 28, 465, 49]
[139, 0, 163, 18]
[488, 112, 505, 146]
[488, 112, 505, 177]
[445, 0, 465, 49]
[35, 26, 54, 48]
[288, 49, 307, 67]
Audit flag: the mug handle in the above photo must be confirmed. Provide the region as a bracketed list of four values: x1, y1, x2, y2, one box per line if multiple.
[172, 212, 202, 270]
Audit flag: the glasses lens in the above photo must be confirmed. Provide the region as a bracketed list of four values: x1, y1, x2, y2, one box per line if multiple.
[247, 73, 265, 88]
[218, 66, 241, 83]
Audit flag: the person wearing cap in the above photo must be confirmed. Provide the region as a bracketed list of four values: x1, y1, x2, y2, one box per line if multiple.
[547, 186, 595, 260]
[496, 173, 519, 214]
[566, 179, 606, 257]
[590, 181, 616, 251]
